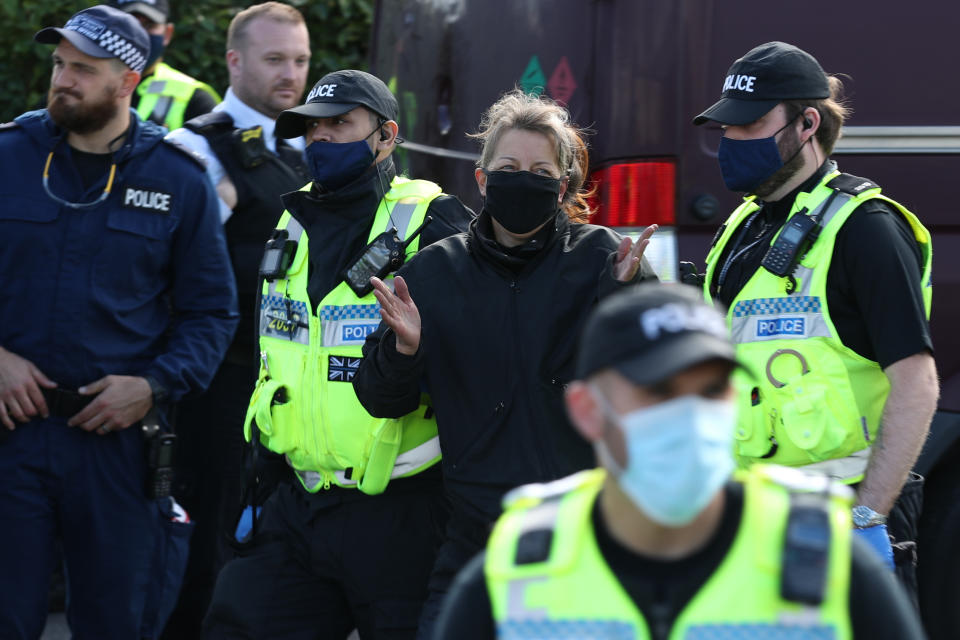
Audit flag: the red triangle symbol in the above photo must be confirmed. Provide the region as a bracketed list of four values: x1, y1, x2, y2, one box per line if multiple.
[548, 56, 577, 106]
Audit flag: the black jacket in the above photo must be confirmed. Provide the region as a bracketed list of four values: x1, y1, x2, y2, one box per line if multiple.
[354, 211, 658, 521]
[184, 111, 310, 359]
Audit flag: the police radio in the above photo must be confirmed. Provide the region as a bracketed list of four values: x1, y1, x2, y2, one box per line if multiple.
[142, 411, 176, 500]
[260, 229, 298, 281]
[343, 216, 433, 297]
[761, 210, 820, 277]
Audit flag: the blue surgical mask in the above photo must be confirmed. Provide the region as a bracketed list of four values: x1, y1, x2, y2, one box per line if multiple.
[716, 112, 802, 193]
[594, 393, 736, 527]
[305, 138, 375, 192]
[145, 33, 165, 71]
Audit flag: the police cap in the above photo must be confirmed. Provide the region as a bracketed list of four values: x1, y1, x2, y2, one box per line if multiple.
[693, 41, 830, 126]
[576, 283, 740, 385]
[276, 70, 399, 139]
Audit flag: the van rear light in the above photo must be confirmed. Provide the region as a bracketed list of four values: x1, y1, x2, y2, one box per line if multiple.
[588, 160, 676, 227]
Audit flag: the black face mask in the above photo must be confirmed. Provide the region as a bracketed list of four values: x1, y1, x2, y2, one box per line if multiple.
[483, 170, 562, 234]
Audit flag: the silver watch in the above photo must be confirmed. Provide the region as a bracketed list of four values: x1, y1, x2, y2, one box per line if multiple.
[852, 504, 887, 528]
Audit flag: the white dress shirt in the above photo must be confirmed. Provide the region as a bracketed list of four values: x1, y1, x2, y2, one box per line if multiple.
[165, 88, 306, 223]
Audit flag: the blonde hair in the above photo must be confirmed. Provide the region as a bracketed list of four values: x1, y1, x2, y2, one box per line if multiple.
[470, 90, 593, 222]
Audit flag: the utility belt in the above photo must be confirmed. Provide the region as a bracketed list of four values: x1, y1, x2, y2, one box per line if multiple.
[29, 389, 176, 500]
[42, 387, 93, 418]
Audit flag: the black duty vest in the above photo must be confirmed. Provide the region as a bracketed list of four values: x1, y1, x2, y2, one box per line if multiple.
[184, 111, 310, 359]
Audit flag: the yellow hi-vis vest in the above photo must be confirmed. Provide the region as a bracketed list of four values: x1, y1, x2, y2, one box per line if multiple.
[486, 465, 854, 640]
[243, 176, 442, 495]
[704, 170, 932, 482]
[136, 62, 221, 130]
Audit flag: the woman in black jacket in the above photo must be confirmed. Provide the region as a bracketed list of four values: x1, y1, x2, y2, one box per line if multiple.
[353, 89, 658, 637]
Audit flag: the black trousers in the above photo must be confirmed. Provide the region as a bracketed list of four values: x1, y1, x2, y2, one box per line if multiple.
[887, 473, 924, 611]
[162, 360, 254, 640]
[415, 509, 493, 640]
[204, 479, 448, 640]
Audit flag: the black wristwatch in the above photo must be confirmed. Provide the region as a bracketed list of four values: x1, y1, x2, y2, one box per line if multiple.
[144, 376, 169, 405]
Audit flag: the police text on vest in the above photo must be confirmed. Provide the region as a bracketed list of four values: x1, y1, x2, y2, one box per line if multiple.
[124, 188, 172, 213]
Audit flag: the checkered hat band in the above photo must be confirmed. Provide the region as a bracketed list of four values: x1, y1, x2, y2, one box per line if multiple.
[98, 29, 146, 72]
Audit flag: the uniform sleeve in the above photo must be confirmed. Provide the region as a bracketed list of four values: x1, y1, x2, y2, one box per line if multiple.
[164, 127, 232, 223]
[421, 194, 475, 247]
[848, 533, 927, 638]
[830, 201, 932, 368]
[183, 87, 219, 124]
[432, 552, 497, 640]
[354, 200, 464, 418]
[141, 161, 239, 401]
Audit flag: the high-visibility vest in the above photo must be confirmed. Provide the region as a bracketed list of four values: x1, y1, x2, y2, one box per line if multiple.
[704, 170, 932, 482]
[243, 176, 442, 494]
[136, 62, 221, 130]
[486, 465, 854, 640]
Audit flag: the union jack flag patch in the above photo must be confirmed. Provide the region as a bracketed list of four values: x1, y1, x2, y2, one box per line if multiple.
[328, 355, 362, 382]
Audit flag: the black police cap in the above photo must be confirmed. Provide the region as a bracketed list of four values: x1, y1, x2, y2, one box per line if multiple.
[576, 283, 740, 385]
[276, 70, 399, 139]
[693, 41, 830, 126]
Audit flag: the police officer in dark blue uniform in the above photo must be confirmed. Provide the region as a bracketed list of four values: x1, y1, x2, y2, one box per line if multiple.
[0, 6, 238, 639]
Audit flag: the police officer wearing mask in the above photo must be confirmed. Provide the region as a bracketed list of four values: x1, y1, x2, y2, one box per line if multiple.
[161, 5, 311, 633]
[434, 284, 925, 640]
[109, 0, 221, 130]
[0, 6, 237, 638]
[203, 69, 473, 640]
[692, 42, 937, 581]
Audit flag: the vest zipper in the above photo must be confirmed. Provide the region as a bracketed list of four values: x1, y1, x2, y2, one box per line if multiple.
[307, 312, 328, 462]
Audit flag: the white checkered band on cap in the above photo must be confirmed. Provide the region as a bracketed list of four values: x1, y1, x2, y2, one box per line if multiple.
[97, 29, 146, 72]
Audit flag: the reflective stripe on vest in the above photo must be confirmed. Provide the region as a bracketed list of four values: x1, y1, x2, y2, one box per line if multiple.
[295, 435, 442, 491]
[486, 466, 853, 640]
[704, 170, 932, 481]
[245, 177, 443, 495]
[727, 191, 852, 344]
[136, 62, 221, 130]
[801, 447, 871, 480]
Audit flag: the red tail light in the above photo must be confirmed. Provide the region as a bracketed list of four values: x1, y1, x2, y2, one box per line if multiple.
[588, 160, 676, 227]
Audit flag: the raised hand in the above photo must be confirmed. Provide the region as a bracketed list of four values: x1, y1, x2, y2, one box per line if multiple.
[370, 275, 422, 356]
[613, 224, 658, 282]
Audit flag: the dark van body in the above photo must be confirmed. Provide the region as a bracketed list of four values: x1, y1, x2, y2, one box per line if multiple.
[370, 1, 960, 636]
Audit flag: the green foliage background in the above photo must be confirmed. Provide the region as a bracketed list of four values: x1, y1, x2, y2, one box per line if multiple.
[0, 0, 374, 121]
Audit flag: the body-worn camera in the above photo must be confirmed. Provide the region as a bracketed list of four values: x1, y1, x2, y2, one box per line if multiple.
[343, 216, 433, 297]
[145, 432, 177, 499]
[260, 228, 298, 281]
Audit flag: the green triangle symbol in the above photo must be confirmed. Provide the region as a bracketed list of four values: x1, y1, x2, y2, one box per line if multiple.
[520, 56, 546, 96]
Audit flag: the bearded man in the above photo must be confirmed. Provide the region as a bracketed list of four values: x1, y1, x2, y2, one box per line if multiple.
[0, 6, 237, 638]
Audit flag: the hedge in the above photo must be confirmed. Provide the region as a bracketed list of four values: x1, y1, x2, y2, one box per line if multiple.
[0, 0, 374, 122]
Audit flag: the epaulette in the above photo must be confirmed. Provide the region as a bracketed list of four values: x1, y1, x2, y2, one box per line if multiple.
[0, 121, 20, 132]
[162, 137, 208, 171]
[183, 110, 234, 135]
[826, 173, 879, 196]
[501, 469, 599, 510]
